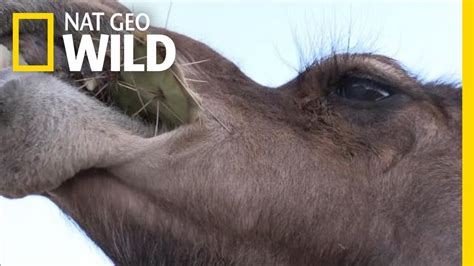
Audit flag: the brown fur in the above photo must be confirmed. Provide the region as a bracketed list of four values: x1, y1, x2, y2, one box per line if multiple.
[0, 1, 461, 265]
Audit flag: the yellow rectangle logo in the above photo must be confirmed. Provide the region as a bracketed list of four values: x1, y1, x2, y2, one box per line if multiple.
[12, 13, 54, 72]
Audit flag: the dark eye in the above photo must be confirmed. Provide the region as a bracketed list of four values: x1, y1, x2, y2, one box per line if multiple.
[335, 76, 393, 102]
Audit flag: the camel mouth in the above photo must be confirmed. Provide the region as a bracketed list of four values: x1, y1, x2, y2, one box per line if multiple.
[0, 39, 203, 199]
[0, 39, 202, 134]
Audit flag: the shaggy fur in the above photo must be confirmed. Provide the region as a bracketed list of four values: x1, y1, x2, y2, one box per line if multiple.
[0, 1, 461, 265]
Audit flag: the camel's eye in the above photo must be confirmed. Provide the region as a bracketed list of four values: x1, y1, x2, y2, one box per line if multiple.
[335, 76, 393, 102]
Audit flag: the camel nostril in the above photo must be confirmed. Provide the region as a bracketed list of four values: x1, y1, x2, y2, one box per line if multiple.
[0, 78, 20, 127]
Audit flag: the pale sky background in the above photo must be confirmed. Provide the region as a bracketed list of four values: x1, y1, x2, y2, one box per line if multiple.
[0, 0, 461, 265]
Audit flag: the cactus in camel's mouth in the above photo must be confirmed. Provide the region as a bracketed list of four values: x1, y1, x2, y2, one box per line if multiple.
[110, 33, 202, 132]
[0, 33, 202, 133]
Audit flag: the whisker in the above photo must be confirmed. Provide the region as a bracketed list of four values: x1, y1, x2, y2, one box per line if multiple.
[179, 59, 210, 67]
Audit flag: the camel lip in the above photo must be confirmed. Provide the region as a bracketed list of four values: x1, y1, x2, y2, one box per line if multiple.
[47, 167, 161, 227]
[48, 168, 143, 199]
[46, 169, 115, 202]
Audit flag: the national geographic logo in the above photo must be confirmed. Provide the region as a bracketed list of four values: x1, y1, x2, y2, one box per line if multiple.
[12, 13, 54, 72]
[11, 12, 176, 73]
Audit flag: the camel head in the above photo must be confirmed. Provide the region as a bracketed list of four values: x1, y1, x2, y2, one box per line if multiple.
[0, 1, 461, 265]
